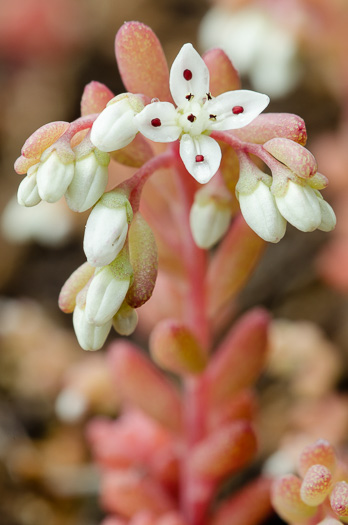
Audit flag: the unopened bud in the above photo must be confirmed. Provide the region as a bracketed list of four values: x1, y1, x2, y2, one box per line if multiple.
[113, 302, 138, 336]
[73, 304, 112, 351]
[274, 180, 321, 232]
[17, 165, 41, 207]
[36, 149, 75, 203]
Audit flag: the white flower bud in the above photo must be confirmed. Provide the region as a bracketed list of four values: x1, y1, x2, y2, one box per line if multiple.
[316, 194, 336, 232]
[190, 196, 231, 249]
[238, 181, 286, 243]
[73, 303, 112, 351]
[90, 95, 142, 152]
[275, 181, 321, 232]
[36, 150, 75, 203]
[83, 194, 132, 267]
[113, 302, 138, 336]
[17, 165, 41, 207]
[65, 150, 109, 212]
[85, 266, 130, 326]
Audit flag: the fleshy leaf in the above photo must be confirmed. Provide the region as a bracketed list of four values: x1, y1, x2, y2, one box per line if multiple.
[232, 113, 307, 145]
[271, 475, 317, 523]
[21, 121, 69, 159]
[81, 81, 115, 116]
[115, 22, 171, 102]
[298, 440, 336, 478]
[14, 155, 39, 175]
[300, 464, 333, 506]
[330, 481, 348, 518]
[203, 48, 241, 95]
[58, 262, 95, 313]
[264, 137, 317, 178]
[111, 133, 154, 167]
[207, 389, 257, 431]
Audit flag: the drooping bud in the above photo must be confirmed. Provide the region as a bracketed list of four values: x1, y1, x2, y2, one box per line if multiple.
[233, 113, 307, 145]
[17, 165, 41, 207]
[207, 214, 265, 318]
[59, 262, 95, 314]
[85, 248, 132, 326]
[264, 138, 317, 178]
[210, 477, 272, 525]
[126, 212, 158, 308]
[115, 22, 171, 102]
[205, 309, 269, 404]
[330, 482, 348, 519]
[317, 194, 336, 232]
[150, 319, 207, 375]
[300, 464, 333, 506]
[36, 147, 75, 203]
[107, 341, 182, 432]
[83, 191, 133, 267]
[189, 186, 232, 249]
[203, 48, 241, 95]
[113, 301, 138, 336]
[298, 440, 336, 478]
[73, 303, 112, 351]
[90, 93, 143, 153]
[271, 475, 317, 523]
[80, 81, 114, 116]
[190, 420, 257, 481]
[101, 470, 175, 518]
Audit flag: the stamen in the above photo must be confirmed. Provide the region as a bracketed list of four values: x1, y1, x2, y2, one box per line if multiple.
[195, 155, 204, 163]
[186, 93, 194, 101]
[151, 118, 161, 127]
[183, 69, 193, 81]
[187, 114, 196, 123]
[232, 106, 244, 115]
[207, 93, 212, 100]
[209, 114, 217, 120]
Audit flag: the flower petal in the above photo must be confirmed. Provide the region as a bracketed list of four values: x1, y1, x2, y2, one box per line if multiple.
[135, 102, 181, 143]
[169, 43, 210, 106]
[207, 90, 270, 131]
[275, 181, 321, 232]
[179, 134, 221, 184]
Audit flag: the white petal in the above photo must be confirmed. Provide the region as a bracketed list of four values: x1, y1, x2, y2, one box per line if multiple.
[169, 43, 210, 106]
[113, 305, 138, 336]
[239, 181, 286, 243]
[207, 90, 270, 131]
[90, 99, 138, 152]
[85, 268, 130, 326]
[17, 169, 41, 207]
[73, 304, 112, 351]
[190, 199, 231, 249]
[275, 181, 321, 232]
[37, 151, 75, 203]
[83, 203, 128, 267]
[179, 134, 221, 184]
[135, 102, 181, 143]
[65, 154, 108, 212]
[318, 198, 336, 232]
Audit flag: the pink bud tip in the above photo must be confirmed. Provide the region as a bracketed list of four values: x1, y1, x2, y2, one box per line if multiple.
[298, 440, 336, 477]
[58, 262, 95, 313]
[271, 475, 317, 523]
[115, 22, 171, 102]
[300, 464, 333, 506]
[14, 155, 39, 175]
[81, 81, 114, 116]
[330, 481, 348, 518]
[21, 121, 69, 160]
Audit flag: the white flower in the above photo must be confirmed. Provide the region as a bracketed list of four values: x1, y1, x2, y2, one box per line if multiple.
[316, 193, 336, 232]
[83, 192, 132, 267]
[65, 149, 109, 212]
[73, 303, 112, 351]
[189, 195, 232, 248]
[275, 181, 322, 232]
[135, 43, 269, 183]
[113, 302, 138, 336]
[90, 94, 143, 152]
[238, 181, 286, 243]
[36, 150, 75, 203]
[17, 164, 41, 207]
[85, 266, 130, 326]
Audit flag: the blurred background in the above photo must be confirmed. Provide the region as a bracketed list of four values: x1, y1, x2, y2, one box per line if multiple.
[0, 0, 348, 524]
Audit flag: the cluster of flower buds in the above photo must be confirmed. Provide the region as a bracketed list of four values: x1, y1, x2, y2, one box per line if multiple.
[87, 308, 272, 524]
[272, 439, 348, 524]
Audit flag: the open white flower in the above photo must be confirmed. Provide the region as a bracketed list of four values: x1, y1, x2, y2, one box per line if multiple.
[135, 43, 269, 184]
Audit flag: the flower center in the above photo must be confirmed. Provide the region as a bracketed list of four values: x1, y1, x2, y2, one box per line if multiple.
[151, 118, 161, 127]
[232, 106, 244, 115]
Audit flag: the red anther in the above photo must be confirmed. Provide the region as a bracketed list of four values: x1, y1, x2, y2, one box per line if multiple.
[232, 106, 244, 115]
[195, 155, 204, 162]
[151, 118, 161, 127]
[187, 114, 195, 122]
[183, 69, 193, 81]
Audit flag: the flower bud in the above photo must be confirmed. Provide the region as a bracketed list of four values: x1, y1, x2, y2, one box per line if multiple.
[113, 302, 138, 336]
[83, 191, 133, 267]
[90, 94, 143, 152]
[271, 475, 317, 523]
[300, 464, 333, 506]
[17, 165, 41, 207]
[317, 194, 336, 232]
[85, 252, 132, 326]
[73, 303, 112, 351]
[274, 180, 321, 232]
[36, 149, 75, 203]
[330, 481, 348, 519]
[298, 440, 336, 478]
[65, 148, 109, 212]
[190, 189, 232, 249]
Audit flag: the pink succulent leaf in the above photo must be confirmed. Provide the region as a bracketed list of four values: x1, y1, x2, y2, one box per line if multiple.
[207, 389, 257, 432]
[203, 48, 241, 96]
[81, 81, 115, 116]
[271, 474, 317, 523]
[264, 137, 318, 178]
[21, 121, 69, 159]
[298, 440, 337, 478]
[111, 133, 154, 168]
[330, 481, 348, 518]
[232, 113, 307, 145]
[300, 464, 333, 506]
[115, 22, 171, 102]
[58, 262, 95, 314]
[14, 155, 39, 175]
